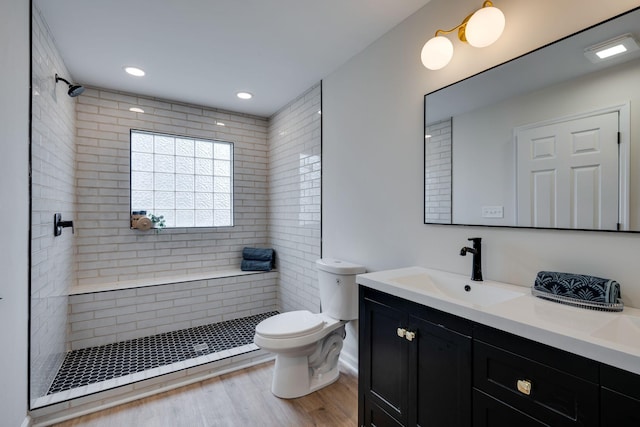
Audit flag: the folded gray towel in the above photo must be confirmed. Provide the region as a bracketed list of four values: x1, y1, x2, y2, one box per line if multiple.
[241, 259, 273, 272]
[242, 247, 274, 262]
[533, 271, 620, 304]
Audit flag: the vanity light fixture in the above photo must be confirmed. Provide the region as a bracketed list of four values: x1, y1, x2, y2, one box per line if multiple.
[124, 66, 146, 77]
[421, 0, 505, 70]
[584, 33, 639, 63]
[236, 91, 253, 100]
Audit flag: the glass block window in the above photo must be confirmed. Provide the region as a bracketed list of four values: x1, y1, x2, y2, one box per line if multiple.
[130, 130, 233, 228]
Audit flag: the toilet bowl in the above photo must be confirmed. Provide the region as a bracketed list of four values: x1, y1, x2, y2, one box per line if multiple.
[253, 258, 365, 399]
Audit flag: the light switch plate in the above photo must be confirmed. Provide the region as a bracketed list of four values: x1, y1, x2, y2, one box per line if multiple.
[482, 206, 504, 218]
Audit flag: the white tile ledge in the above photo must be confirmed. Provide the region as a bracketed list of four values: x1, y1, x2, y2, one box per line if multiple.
[70, 269, 277, 295]
[357, 266, 640, 376]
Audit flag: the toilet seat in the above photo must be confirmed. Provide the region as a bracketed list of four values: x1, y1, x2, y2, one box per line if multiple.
[255, 310, 324, 339]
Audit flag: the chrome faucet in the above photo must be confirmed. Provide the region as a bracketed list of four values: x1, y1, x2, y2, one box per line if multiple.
[460, 237, 483, 281]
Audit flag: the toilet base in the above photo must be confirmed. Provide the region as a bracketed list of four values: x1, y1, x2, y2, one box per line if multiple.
[269, 327, 345, 399]
[271, 354, 340, 399]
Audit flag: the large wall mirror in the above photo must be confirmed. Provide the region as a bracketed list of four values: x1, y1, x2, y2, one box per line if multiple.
[424, 7, 640, 232]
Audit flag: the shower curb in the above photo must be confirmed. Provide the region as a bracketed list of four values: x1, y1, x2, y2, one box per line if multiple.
[29, 349, 274, 426]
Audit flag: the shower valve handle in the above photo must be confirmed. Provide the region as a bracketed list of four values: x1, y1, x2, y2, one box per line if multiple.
[54, 213, 74, 236]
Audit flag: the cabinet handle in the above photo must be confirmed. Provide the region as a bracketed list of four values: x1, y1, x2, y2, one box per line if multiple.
[517, 379, 532, 396]
[405, 331, 416, 342]
[397, 327, 407, 338]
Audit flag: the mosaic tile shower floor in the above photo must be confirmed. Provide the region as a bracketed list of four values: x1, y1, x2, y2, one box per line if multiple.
[48, 311, 277, 395]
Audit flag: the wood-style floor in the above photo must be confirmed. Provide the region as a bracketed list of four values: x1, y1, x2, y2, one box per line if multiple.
[53, 361, 358, 427]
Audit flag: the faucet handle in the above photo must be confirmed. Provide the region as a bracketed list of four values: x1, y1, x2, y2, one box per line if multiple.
[468, 237, 482, 246]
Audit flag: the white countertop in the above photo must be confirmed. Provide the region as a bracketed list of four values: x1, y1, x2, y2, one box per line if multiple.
[357, 266, 640, 376]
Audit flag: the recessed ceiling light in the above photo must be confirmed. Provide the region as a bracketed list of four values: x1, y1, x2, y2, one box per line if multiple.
[124, 66, 146, 77]
[216, 121, 226, 126]
[236, 91, 253, 100]
[596, 44, 627, 59]
[584, 33, 640, 63]
[129, 107, 144, 113]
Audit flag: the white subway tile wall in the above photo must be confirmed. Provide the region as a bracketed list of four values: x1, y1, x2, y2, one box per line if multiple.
[75, 88, 269, 286]
[425, 118, 452, 224]
[30, 6, 76, 402]
[268, 84, 322, 313]
[68, 272, 277, 350]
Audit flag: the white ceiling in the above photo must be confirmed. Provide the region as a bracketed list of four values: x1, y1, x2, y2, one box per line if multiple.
[35, 0, 431, 117]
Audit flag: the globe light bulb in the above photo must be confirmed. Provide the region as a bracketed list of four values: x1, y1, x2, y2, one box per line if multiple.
[465, 6, 505, 48]
[421, 36, 454, 70]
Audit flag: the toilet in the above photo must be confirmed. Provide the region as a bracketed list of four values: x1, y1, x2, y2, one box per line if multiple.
[253, 258, 365, 399]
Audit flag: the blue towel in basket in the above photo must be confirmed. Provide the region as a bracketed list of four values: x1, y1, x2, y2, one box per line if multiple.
[533, 271, 620, 304]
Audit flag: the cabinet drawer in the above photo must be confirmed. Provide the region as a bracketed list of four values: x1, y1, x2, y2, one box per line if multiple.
[474, 325, 598, 382]
[601, 388, 640, 426]
[601, 364, 640, 401]
[474, 341, 598, 426]
[473, 388, 548, 427]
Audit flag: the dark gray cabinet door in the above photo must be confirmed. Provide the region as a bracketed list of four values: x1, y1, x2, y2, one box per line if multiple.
[409, 314, 471, 427]
[359, 287, 472, 427]
[360, 290, 409, 426]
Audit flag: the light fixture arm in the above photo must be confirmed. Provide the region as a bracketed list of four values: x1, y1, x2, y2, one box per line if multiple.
[433, 0, 496, 43]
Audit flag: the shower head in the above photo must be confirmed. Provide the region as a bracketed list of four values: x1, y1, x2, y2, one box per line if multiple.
[55, 74, 85, 97]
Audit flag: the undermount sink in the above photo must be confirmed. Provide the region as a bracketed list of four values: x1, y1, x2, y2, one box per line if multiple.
[591, 316, 640, 351]
[389, 270, 526, 308]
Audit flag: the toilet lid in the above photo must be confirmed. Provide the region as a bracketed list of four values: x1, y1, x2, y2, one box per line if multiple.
[255, 310, 324, 339]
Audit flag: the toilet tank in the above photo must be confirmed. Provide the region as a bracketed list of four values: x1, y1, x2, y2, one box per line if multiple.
[316, 258, 366, 320]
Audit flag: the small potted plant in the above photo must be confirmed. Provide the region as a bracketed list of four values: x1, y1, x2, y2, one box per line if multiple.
[148, 213, 166, 232]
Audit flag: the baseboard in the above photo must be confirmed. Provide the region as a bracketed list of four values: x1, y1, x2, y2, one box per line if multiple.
[339, 351, 358, 375]
[21, 415, 32, 427]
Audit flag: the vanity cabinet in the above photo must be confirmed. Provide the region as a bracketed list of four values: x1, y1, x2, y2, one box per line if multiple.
[359, 287, 472, 427]
[359, 286, 640, 427]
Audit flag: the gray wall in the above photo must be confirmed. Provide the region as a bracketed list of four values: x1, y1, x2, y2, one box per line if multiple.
[322, 0, 640, 308]
[0, 0, 30, 424]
